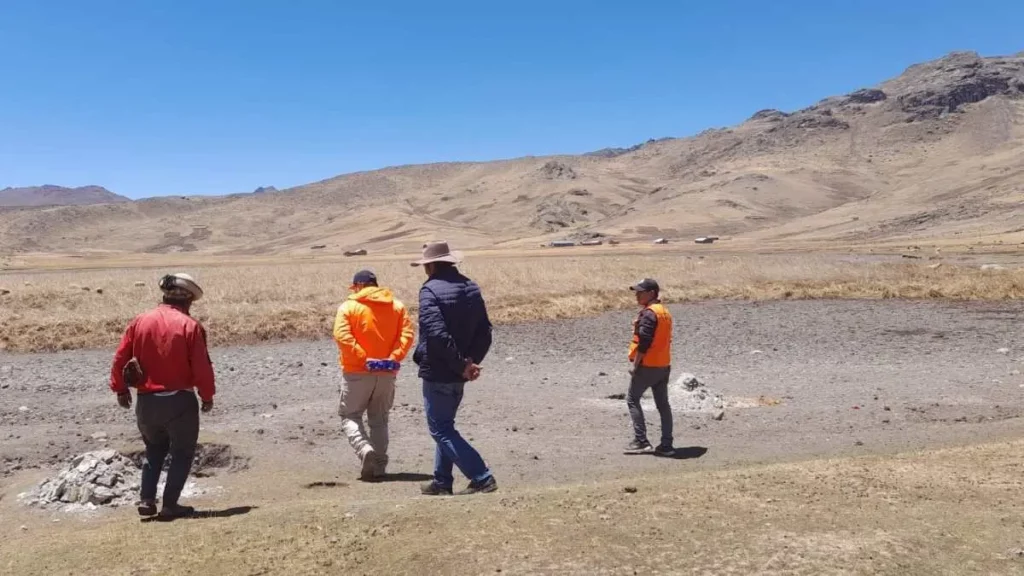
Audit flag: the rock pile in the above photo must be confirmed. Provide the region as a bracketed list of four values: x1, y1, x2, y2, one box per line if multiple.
[20, 450, 139, 511]
[645, 373, 726, 419]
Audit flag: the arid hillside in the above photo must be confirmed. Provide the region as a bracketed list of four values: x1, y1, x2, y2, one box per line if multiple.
[1, 50, 1022, 256]
[0, 185, 129, 208]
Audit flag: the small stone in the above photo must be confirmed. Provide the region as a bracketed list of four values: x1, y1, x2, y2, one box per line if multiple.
[598, 372, 607, 377]
[90, 432, 108, 441]
[882, 419, 891, 424]
[19, 525, 27, 531]
[511, 426, 519, 432]
[623, 486, 638, 494]
[711, 410, 725, 421]
[18, 406, 28, 413]
[884, 406, 891, 411]
[854, 441, 864, 446]
[134, 281, 146, 287]
[750, 350, 764, 355]
[998, 348, 1011, 355]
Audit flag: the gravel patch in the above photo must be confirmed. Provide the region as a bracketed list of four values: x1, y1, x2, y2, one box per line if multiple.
[1, 299, 1023, 494]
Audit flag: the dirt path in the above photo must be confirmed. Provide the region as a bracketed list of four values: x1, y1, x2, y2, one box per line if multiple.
[2, 299, 1022, 494]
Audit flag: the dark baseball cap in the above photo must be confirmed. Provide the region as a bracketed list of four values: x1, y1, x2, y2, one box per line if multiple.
[629, 278, 660, 292]
[352, 269, 378, 285]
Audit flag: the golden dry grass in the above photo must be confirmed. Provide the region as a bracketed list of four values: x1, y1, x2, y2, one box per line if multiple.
[3, 440, 1024, 575]
[1, 252, 1023, 353]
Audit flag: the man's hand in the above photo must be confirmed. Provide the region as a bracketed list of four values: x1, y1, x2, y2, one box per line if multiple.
[201, 399, 214, 413]
[462, 363, 482, 382]
[117, 392, 132, 409]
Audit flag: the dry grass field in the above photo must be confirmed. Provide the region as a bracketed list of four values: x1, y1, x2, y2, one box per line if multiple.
[2, 251, 1023, 353]
[4, 440, 1024, 575]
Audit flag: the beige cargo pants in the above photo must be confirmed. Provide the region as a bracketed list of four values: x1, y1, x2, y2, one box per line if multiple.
[339, 373, 397, 473]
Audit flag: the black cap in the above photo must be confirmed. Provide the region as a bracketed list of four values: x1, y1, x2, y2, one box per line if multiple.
[352, 269, 378, 285]
[629, 278, 660, 293]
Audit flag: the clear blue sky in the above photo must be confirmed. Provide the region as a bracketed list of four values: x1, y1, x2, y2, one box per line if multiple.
[1, 0, 1021, 199]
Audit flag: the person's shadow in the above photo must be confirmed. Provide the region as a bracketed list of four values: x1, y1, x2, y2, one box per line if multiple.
[654, 446, 709, 460]
[141, 505, 256, 523]
[367, 472, 433, 483]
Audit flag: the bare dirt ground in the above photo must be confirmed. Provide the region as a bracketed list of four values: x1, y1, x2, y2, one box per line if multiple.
[1, 299, 1023, 574]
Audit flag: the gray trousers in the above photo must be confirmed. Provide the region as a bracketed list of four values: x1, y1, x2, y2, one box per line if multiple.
[627, 366, 673, 447]
[136, 392, 199, 506]
[339, 372, 397, 466]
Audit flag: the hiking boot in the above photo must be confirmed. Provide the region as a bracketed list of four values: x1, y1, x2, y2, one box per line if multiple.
[137, 499, 158, 517]
[421, 481, 453, 496]
[457, 476, 498, 495]
[359, 450, 378, 481]
[158, 503, 195, 519]
[624, 439, 654, 454]
[654, 445, 676, 457]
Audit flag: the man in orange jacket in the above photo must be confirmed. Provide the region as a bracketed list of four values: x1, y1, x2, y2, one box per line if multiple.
[624, 278, 675, 457]
[333, 270, 415, 480]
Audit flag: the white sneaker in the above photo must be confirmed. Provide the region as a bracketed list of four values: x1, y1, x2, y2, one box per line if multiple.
[359, 449, 378, 481]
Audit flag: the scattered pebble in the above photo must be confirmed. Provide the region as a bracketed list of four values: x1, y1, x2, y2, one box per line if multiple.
[18, 406, 29, 413]
[998, 348, 1011, 355]
[623, 486, 638, 494]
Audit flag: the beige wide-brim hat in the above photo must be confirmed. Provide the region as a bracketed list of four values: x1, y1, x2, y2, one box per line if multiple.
[411, 241, 463, 267]
[161, 272, 204, 301]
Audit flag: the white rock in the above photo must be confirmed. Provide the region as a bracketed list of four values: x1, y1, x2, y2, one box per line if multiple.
[90, 432, 108, 441]
[18, 406, 28, 413]
[750, 350, 764, 355]
[981, 264, 1006, 271]
[998, 348, 1011, 355]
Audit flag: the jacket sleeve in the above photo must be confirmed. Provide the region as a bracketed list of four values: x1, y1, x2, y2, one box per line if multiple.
[419, 286, 468, 374]
[636, 309, 658, 354]
[189, 323, 216, 402]
[109, 320, 136, 394]
[468, 292, 493, 364]
[390, 302, 415, 362]
[333, 302, 367, 362]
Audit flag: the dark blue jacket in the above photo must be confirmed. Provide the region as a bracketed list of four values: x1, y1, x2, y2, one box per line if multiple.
[412, 266, 493, 383]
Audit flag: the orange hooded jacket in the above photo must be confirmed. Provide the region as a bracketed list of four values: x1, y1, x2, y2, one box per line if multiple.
[333, 286, 415, 374]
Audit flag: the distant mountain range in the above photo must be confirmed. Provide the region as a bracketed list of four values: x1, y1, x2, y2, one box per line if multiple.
[0, 185, 130, 208]
[2, 50, 1023, 255]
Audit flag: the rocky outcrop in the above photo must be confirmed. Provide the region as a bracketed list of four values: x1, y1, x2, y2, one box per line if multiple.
[892, 51, 1024, 120]
[846, 88, 887, 103]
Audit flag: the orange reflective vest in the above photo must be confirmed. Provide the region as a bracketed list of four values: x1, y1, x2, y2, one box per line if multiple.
[628, 302, 672, 367]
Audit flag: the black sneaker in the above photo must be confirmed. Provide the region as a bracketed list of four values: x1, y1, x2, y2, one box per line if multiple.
[624, 440, 654, 454]
[458, 476, 498, 495]
[137, 499, 158, 517]
[654, 445, 676, 457]
[158, 503, 195, 519]
[421, 481, 453, 496]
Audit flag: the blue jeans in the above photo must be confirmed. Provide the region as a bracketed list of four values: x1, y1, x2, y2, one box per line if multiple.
[422, 380, 492, 488]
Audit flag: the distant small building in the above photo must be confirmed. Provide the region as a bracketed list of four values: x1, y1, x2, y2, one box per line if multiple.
[653, 238, 669, 244]
[579, 239, 603, 246]
[694, 236, 719, 244]
[344, 248, 368, 257]
[549, 240, 576, 248]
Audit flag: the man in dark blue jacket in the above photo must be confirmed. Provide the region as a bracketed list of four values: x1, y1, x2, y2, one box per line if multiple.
[411, 241, 497, 495]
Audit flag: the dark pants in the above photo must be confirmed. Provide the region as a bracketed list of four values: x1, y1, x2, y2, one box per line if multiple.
[627, 366, 673, 447]
[423, 380, 492, 489]
[135, 392, 200, 506]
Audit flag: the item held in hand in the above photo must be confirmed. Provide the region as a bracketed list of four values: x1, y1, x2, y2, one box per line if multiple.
[366, 359, 400, 372]
[123, 357, 144, 388]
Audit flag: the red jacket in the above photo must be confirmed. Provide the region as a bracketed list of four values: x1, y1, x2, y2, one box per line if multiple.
[110, 304, 216, 402]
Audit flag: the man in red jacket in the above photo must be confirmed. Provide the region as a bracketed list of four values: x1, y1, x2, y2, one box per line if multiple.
[110, 273, 215, 518]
